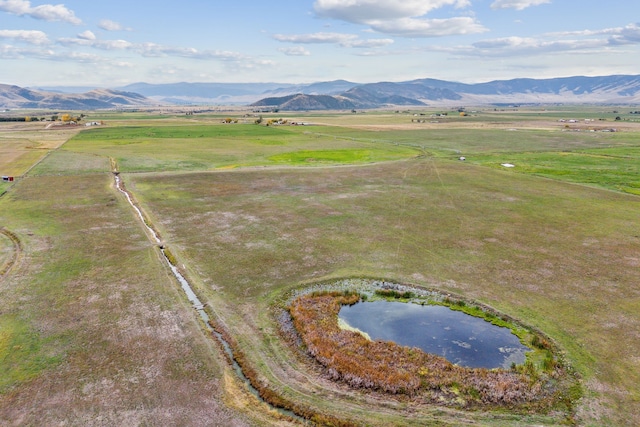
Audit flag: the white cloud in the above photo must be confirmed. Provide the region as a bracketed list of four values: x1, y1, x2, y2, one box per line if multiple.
[348, 38, 394, 48]
[61, 51, 104, 63]
[313, 0, 483, 37]
[98, 19, 129, 32]
[0, 0, 82, 24]
[543, 28, 620, 38]
[0, 0, 30, 15]
[440, 36, 607, 58]
[97, 39, 133, 50]
[274, 32, 352, 44]
[136, 43, 237, 61]
[0, 44, 24, 59]
[58, 36, 133, 50]
[77, 30, 96, 41]
[314, 0, 470, 23]
[543, 24, 640, 45]
[56, 33, 272, 69]
[490, 0, 551, 11]
[279, 46, 311, 56]
[432, 22, 640, 59]
[273, 32, 393, 48]
[610, 23, 640, 44]
[0, 44, 105, 63]
[132, 42, 275, 69]
[0, 29, 49, 44]
[368, 17, 487, 37]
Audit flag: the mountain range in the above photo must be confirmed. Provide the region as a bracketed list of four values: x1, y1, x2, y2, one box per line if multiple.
[0, 84, 152, 110]
[251, 75, 640, 110]
[2, 74, 640, 110]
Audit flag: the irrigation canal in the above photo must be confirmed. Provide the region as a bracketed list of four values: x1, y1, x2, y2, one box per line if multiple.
[113, 172, 303, 423]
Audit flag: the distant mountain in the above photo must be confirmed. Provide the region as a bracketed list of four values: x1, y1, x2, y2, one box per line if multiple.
[6, 74, 640, 110]
[117, 80, 359, 105]
[30, 86, 102, 93]
[252, 88, 426, 111]
[262, 80, 359, 96]
[0, 84, 153, 109]
[252, 94, 360, 110]
[119, 81, 291, 100]
[250, 74, 640, 110]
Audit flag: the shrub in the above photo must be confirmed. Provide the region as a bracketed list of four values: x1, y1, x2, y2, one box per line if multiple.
[375, 289, 415, 299]
[163, 248, 177, 266]
[531, 334, 550, 350]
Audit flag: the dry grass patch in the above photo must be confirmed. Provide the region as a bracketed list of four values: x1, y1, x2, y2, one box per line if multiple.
[0, 122, 81, 176]
[0, 174, 253, 426]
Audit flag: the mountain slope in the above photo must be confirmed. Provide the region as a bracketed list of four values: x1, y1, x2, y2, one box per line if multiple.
[250, 74, 640, 110]
[6, 74, 640, 110]
[0, 85, 154, 109]
[118, 80, 360, 105]
[252, 93, 360, 110]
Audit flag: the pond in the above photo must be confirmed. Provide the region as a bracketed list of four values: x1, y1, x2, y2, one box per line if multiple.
[339, 301, 529, 369]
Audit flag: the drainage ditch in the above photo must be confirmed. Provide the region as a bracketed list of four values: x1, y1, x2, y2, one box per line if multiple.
[113, 172, 305, 424]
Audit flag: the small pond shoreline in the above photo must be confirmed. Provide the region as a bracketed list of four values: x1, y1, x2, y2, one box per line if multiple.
[278, 278, 580, 417]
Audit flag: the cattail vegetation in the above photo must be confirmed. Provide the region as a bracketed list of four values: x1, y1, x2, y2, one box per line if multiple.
[289, 292, 562, 409]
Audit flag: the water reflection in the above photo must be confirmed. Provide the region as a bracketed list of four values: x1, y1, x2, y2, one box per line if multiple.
[339, 301, 528, 369]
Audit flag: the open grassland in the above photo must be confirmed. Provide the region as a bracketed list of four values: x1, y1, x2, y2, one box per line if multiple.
[0, 231, 15, 275]
[64, 124, 421, 172]
[0, 122, 81, 176]
[1, 107, 639, 426]
[130, 156, 639, 426]
[0, 121, 83, 195]
[0, 174, 264, 425]
[470, 149, 640, 195]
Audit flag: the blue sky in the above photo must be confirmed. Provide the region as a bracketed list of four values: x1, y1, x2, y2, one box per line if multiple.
[1, 0, 639, 87]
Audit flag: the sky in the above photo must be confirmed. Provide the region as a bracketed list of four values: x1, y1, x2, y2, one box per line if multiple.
[1, 0, 640, 87]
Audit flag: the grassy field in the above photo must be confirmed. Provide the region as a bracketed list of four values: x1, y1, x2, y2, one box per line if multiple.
[63, 123, 421, 172]
[0, 122, 81, 175]
[0, 108, 639, 426]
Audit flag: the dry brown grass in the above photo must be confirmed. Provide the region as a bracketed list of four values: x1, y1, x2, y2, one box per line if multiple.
[0, 174, 257, 426]
[0, 122, 81, 176]
[0, 228, 21, 278]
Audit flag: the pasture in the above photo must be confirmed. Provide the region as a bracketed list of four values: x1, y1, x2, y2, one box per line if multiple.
[0, 108, 638, 426]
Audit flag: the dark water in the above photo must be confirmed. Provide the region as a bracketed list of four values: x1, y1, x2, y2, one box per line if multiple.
[339, 301, 529, 369]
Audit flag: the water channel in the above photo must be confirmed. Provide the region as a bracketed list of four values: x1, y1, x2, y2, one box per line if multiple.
[339, 301, 529, 369]
[113, 173, 303, 422]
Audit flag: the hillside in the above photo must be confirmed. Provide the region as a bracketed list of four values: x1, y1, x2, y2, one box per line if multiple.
[250, 74, 640, 110]
[7, 74, 640, 110]
[0, 85, 154, 110]
[116, 80, 360, 105]
[251, 93, 360, 110]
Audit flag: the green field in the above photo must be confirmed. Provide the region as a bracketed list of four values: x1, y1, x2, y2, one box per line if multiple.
[1, 109, 639, 426]
[62, 124, 422, 172]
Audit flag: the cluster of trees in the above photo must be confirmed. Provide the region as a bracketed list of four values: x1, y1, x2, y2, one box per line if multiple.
[289, 292, 556, 408]
[57, 113, 85, 122]
[254, 115, 288, 126]
[0, 117, 31, 122]
[0, 113, 86, 122]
